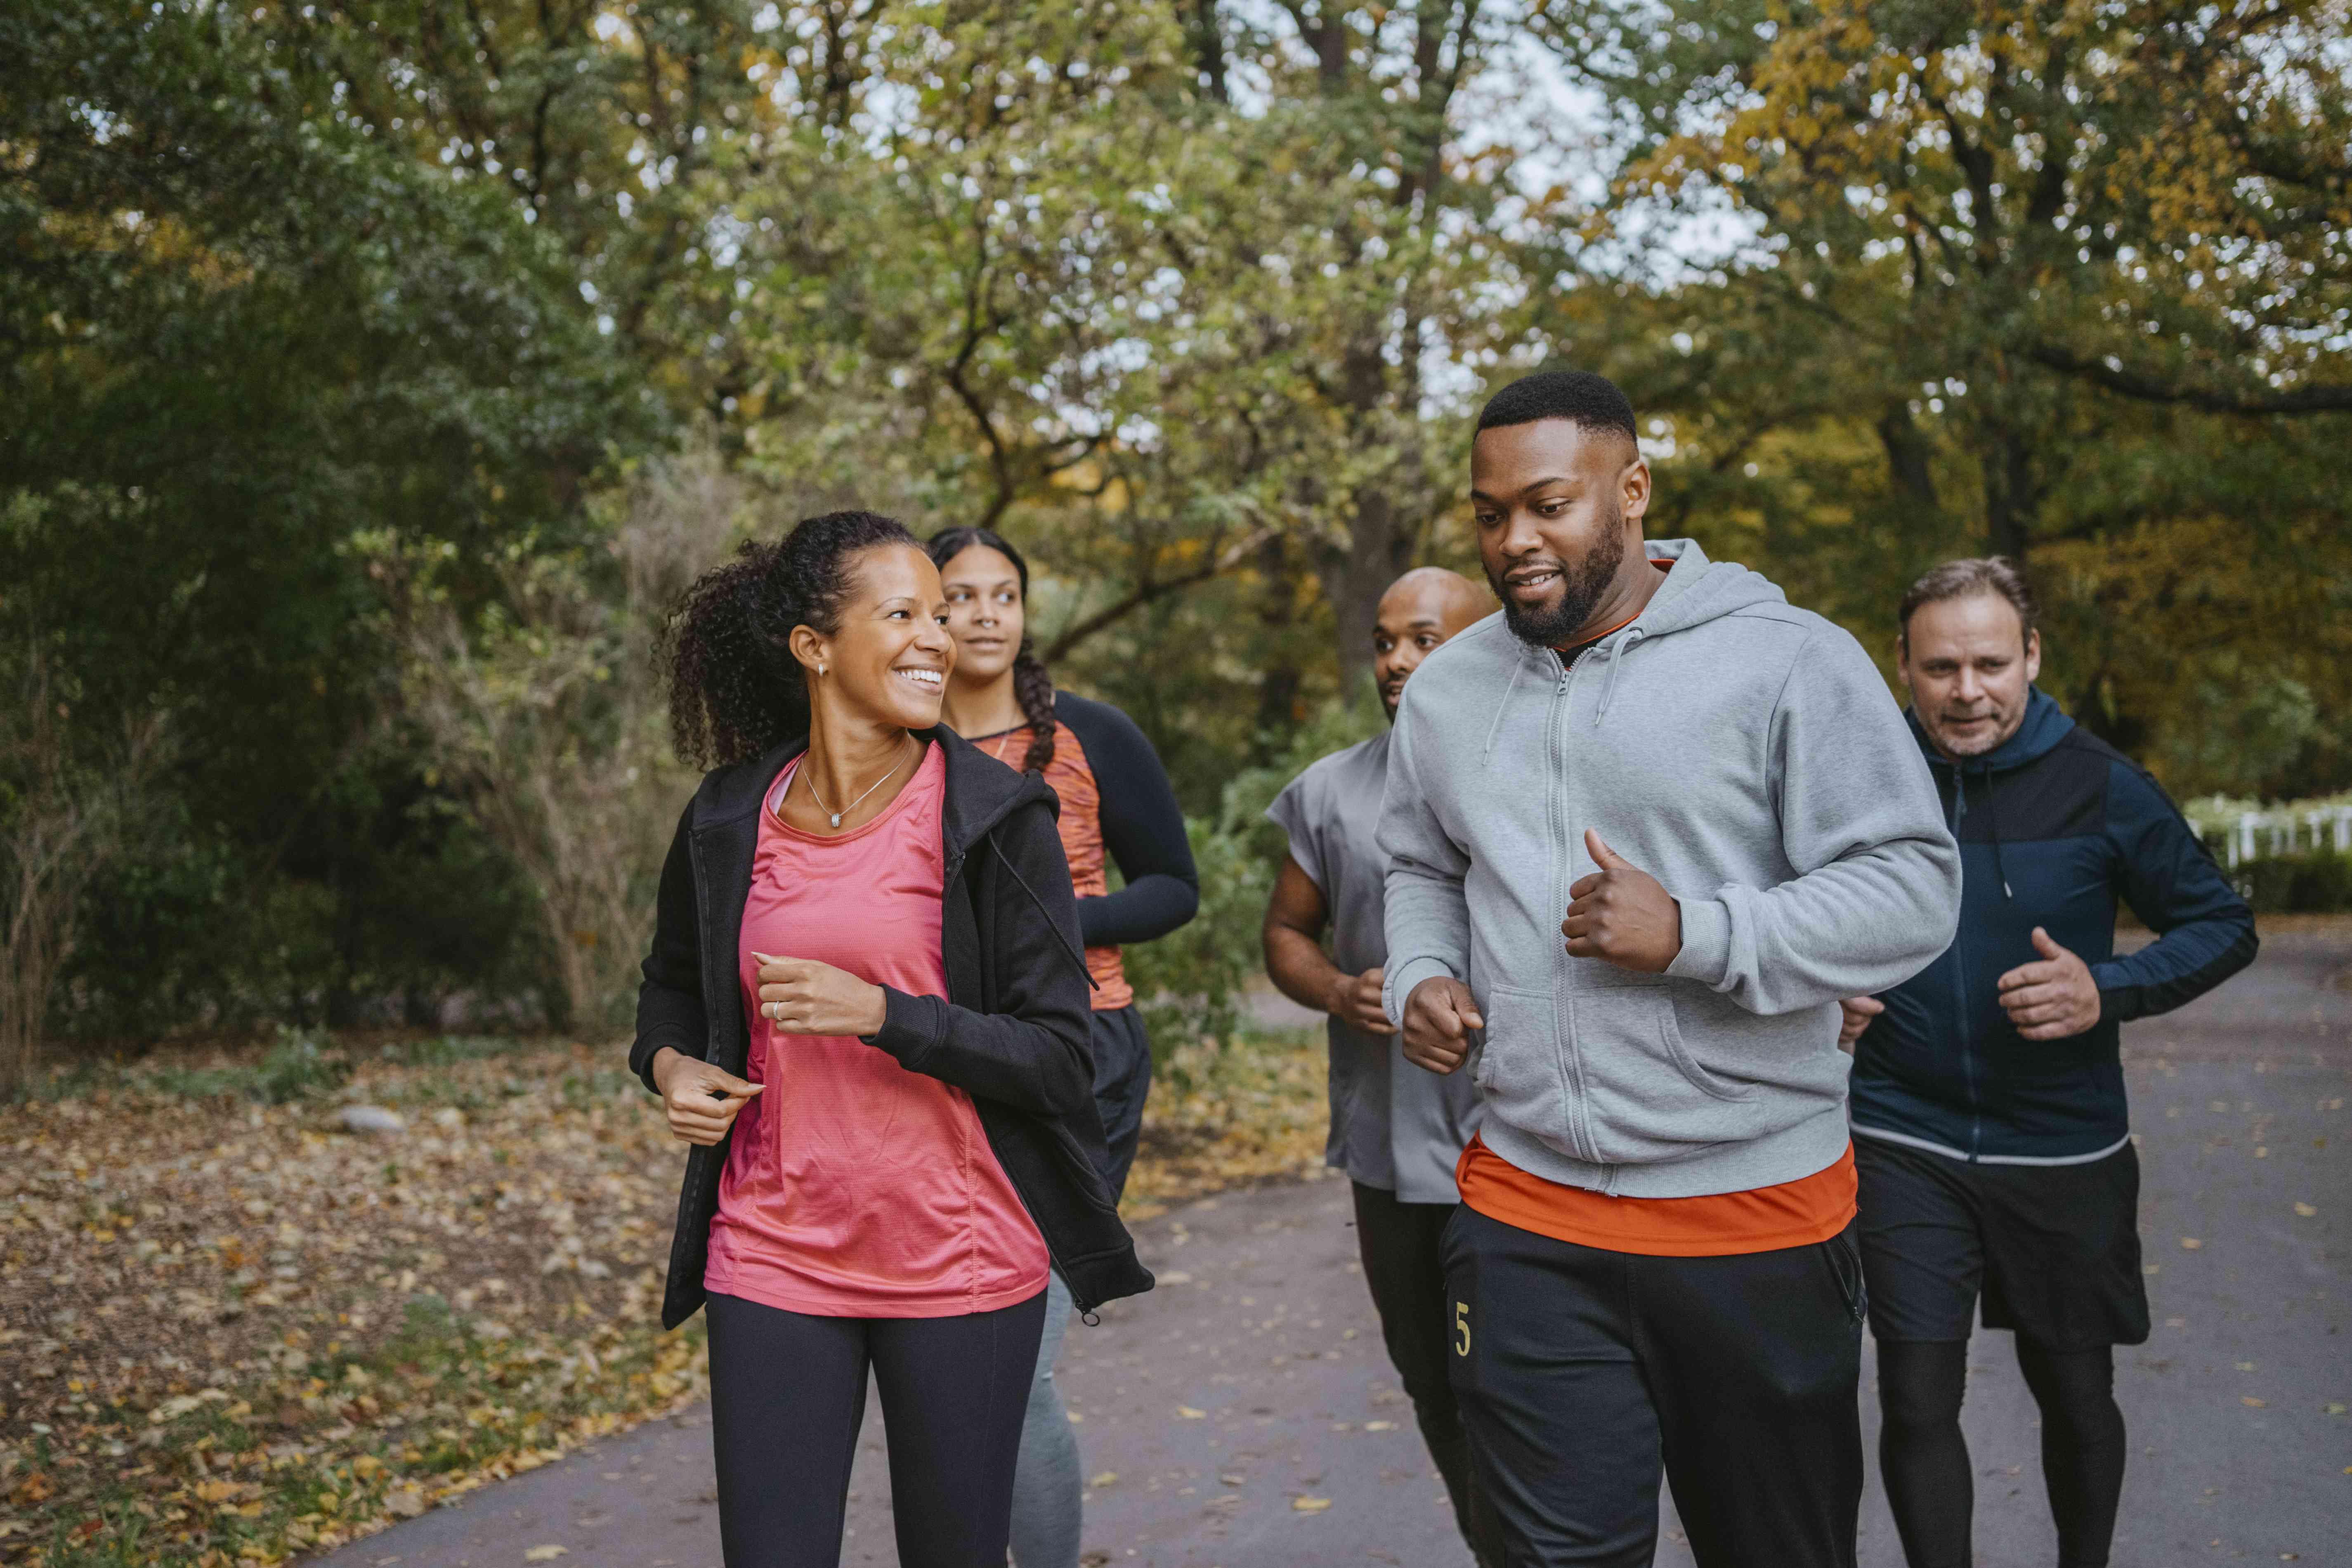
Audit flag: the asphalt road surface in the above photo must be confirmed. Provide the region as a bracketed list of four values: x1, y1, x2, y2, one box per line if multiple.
[315, 926, 2349, 1567]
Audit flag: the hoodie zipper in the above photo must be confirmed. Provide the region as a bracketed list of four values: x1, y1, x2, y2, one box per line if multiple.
[1549, 646, 1601, 1170]
[1948, 767, 1982, 1162]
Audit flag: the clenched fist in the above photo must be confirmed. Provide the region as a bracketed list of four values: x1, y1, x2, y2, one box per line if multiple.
[752, 951, 888, 1037]
[650, 1047, 763, 1146]
[1329, 966, 1397, 1037]
[1837, 996, 1884, 1048]
[1562, 830, 1682, 974]
[1400, 976, 1484, 1075]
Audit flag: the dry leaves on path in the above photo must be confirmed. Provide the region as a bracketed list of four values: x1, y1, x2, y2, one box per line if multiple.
[2, 1039, 705, 1568]
[2, 1027, 1330, 1567]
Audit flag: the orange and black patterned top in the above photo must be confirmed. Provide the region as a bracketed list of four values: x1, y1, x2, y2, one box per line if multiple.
[969, 692, 1198, 1013]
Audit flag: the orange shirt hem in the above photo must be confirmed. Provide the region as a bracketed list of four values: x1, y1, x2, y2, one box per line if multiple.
[1456, 1135, 1856, 1257]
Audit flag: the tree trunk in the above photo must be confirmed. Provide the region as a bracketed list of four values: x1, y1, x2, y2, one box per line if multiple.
[1981, 424, 2037, 562]
[1252, 534, 1304, 748]
[1875, 403, 1941, 516]
[1322, 487, 1422, 701]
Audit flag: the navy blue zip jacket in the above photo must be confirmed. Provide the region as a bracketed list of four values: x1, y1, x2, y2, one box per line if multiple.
[1848, 688, 2256, 1164]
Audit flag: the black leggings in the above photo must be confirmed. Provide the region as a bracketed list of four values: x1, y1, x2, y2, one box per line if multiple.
[1877, 1339, 2126, 1568]
[706, 1289, 1048, 1568]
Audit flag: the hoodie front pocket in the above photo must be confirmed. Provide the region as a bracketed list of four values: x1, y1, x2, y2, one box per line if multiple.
[1471, 986, 1570, 1156]
[1570, 978, 1757, 1165]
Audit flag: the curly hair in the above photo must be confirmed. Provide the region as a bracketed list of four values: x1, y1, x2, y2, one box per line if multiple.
[664, 510, 920, 770]
[925, 526, 1057, 774]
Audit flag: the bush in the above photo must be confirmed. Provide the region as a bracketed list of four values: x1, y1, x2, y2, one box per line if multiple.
[1122, 697, 1384, 1074]
[137, 1029, 350, 1104]
[2233, 851, 2352, 914]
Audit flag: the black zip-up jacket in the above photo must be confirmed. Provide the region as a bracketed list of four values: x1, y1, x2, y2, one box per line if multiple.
[1849, 689, 2257, 1164]
[630, 726, 1155, 1328]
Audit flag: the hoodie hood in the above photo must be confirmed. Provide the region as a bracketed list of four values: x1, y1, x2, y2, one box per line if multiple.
[1481, 538, 1789, 747]
[1906, 686, 2075, 777]
[1631, 537, 1792, 638]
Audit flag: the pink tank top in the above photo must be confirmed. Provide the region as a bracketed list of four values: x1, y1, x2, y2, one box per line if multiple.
[704, 742, 1048, 1317]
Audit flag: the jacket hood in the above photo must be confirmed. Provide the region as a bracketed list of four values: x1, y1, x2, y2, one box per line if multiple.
[1478, 537, 1788, 748]
[1906, 686, 2075, 775]
[693, 726, 1058, 860]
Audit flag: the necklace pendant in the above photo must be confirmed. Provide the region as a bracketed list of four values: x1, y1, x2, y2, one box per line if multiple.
[829, 812, 842, 829]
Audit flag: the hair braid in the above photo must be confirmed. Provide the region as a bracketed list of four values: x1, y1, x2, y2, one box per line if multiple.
[1011, 646, 1058, 773]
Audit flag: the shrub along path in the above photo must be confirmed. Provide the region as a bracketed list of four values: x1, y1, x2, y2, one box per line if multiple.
[299, 925, 2348, 1567]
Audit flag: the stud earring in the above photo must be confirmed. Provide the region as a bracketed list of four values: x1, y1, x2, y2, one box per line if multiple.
[817, 664, 827, 676]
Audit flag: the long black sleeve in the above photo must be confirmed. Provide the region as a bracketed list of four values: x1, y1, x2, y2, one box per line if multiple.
[2091, 760, 2258, 1022]
[1054, 692, 1199, 947]
[631, 801, 708, 1092]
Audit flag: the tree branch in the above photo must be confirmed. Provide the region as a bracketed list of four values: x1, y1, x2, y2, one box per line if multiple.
[2029, 344, 2352, 415]
[1039, 525, 1277, 664]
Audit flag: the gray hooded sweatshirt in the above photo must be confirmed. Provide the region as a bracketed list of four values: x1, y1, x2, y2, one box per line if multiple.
[1378, 539, 1960, 1200]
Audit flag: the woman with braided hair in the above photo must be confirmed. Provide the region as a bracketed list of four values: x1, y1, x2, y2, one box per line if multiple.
[632, 511, 1151, 1568]
[925, 526, 1199, 1568]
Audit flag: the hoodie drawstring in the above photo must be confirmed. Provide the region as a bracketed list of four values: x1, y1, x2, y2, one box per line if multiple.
[1980, 766, 2012, 900]
[1592, 627, 1645, 726]
[1482, 650, 1529, 758]
[1953, 765, 2013, 900]
[983, 826, 1100, 989]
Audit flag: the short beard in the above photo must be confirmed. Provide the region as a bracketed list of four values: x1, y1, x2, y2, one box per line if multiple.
[1491, 503, 1627, 649]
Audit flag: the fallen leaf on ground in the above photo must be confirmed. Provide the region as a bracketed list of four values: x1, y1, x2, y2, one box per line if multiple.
[1176, 1406, 1205, 1419]
[1088, 1471, 1119, 1488]
[2243, 1397, 2267, 1407]
[2180, 1237, 2203, 1250]
[1293, 1496, 1332, 1513]
[2293, 1202, 2317, 1217]
[524, 1547, 569, 1561]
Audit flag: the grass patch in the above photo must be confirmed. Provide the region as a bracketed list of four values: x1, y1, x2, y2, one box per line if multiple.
[1124, 1028, 1328, 1220]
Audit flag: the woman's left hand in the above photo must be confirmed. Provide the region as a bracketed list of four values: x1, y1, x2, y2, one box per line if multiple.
[752, 952, 889, 1037]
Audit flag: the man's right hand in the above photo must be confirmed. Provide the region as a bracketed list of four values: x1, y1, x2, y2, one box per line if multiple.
[1400, 976, 1483, 1075]
[650, 1046, 764, 1146]
[1837, 995, 1884, 1048]
[1327, 966, 1397, 1037]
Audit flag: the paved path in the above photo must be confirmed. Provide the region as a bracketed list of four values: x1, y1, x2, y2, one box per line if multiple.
[319, 930, 2350, 1567]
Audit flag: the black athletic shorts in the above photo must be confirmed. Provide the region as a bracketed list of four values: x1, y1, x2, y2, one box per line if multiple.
[1853, 1135, 2149, 1351]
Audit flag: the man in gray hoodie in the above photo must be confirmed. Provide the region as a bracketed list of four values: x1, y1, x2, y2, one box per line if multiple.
[1380, 370, 1961, 1568]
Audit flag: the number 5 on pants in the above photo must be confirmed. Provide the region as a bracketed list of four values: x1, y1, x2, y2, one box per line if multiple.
[1455, 1299, 1471, 1356]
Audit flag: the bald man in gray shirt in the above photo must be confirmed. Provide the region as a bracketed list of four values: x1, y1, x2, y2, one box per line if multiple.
[1263, 566, 1500, 1568]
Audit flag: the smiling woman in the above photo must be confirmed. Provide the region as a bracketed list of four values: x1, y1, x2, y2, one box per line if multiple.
[631, 511, 1152, 1568]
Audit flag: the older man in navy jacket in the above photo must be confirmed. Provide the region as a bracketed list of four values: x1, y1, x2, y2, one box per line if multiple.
[1843, 558, 2256, 1568]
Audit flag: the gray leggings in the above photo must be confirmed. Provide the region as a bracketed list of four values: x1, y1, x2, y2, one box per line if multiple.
[1008, 1270, 1080, 1566]
[1009, 1005, 1151, 1567]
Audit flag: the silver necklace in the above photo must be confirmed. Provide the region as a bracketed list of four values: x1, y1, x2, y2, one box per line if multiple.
[801, 735, 914, 829]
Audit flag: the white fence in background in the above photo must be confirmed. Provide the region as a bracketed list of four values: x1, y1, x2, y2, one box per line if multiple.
[2200, 806, 2352, 868]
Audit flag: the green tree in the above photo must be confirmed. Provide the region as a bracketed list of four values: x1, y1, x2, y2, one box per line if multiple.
[2, 1, 653, 1040]
[1523, 0, 2352, 793]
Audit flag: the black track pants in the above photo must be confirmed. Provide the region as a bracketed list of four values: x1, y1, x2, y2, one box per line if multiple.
[705, 1288, 1047, 1568]
[1443, 1205, 1867, 1568]
[1351, 1183, 1507, 1568]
